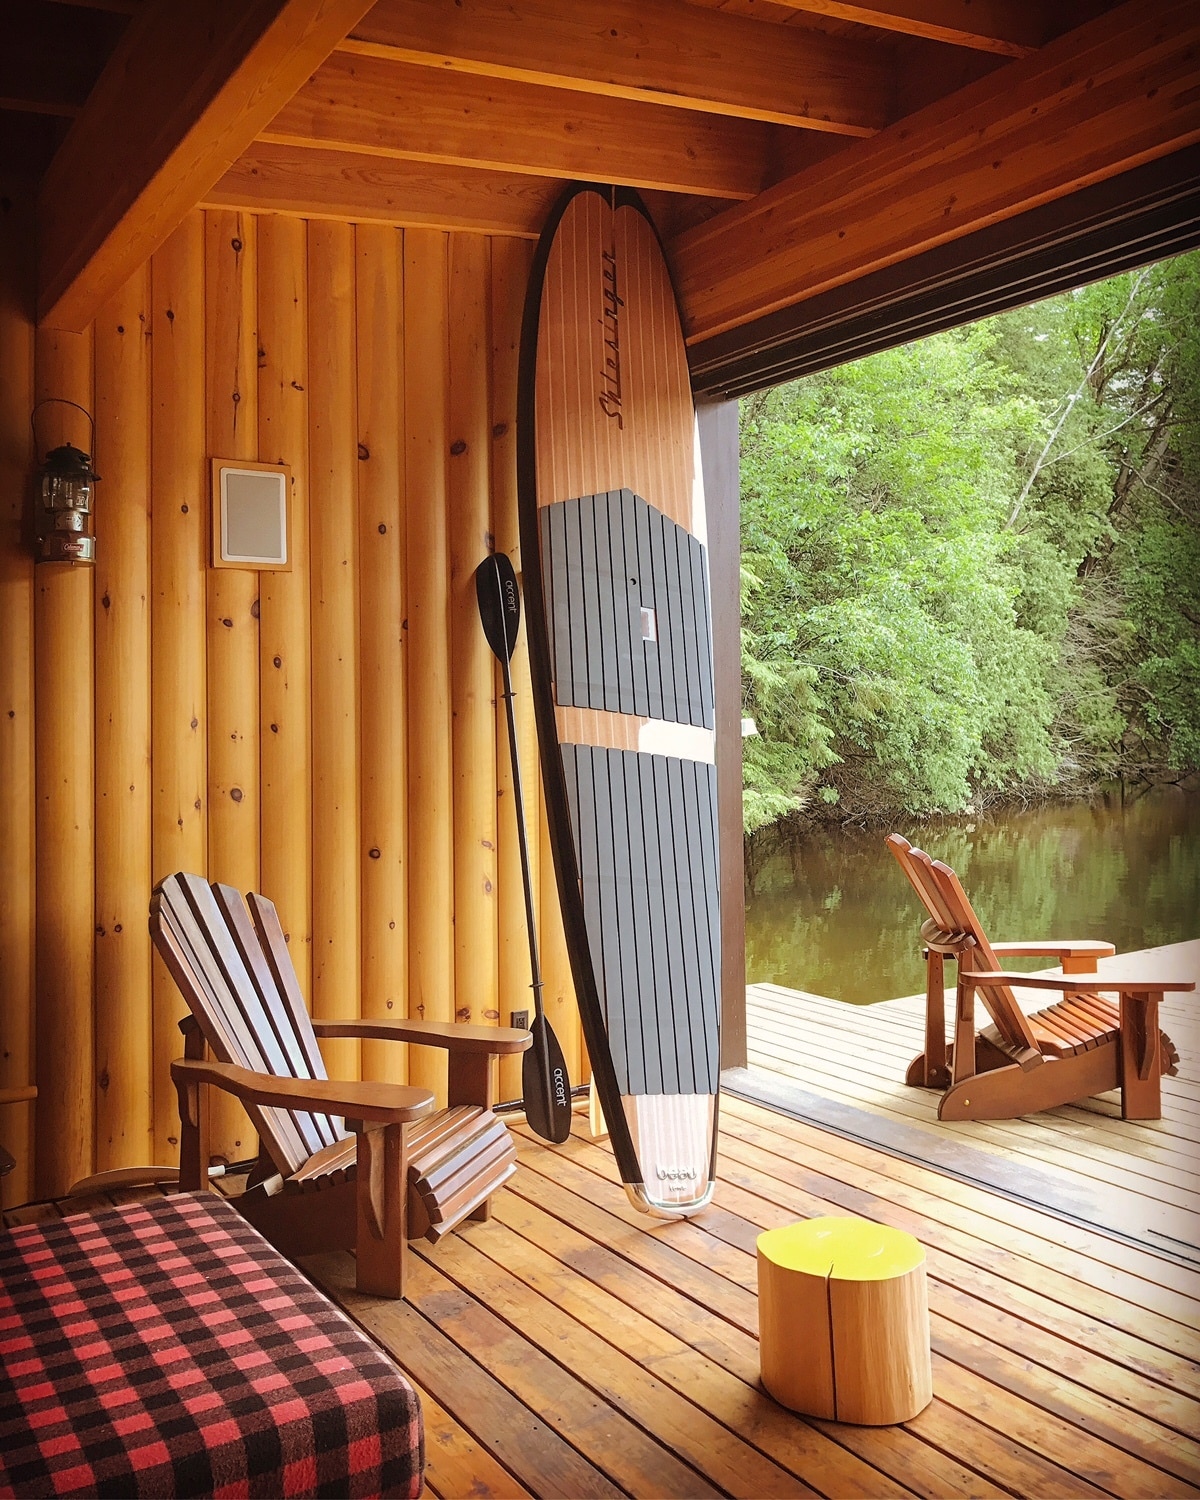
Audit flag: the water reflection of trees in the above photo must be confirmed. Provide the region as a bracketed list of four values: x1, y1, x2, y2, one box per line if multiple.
[744, 788, 1200, 1003]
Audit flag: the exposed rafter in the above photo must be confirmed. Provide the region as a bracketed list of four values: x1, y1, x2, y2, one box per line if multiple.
[265, 53, 776, 199]
[672, 0, 1200, 342]
[37, 0, 378, 330]
[762, 0, 1045, 56]
[207, 144, 566, 236]
[38, 0, 139, 11]
[341, 0, 889, 134]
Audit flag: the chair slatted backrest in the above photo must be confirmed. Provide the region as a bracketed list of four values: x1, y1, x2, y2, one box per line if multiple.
[151, 873, 347, 1178]
[886, 836, 1041, 1058]
[885, 834, 959, 932]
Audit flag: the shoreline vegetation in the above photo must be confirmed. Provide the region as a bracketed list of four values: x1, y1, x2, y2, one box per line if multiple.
[739, 254, 1200, 835]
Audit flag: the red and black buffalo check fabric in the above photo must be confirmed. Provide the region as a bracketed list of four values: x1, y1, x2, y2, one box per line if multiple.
[0, 1193, 423, 1497]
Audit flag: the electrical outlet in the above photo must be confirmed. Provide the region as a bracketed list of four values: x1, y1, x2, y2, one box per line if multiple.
[510, 1009, 530, 1031]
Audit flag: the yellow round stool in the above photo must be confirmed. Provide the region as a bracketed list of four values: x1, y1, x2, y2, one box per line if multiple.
[757, 1216, 932, 1425]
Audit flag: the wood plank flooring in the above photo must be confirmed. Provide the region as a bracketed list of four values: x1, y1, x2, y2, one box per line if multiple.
[320, 1104, 1200, 1498]
[745, 941, 1200, 1258]
[8, 1099, 1200, 1498]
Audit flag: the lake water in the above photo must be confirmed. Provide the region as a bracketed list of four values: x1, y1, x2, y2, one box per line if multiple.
[743, 785, 1200, 1004]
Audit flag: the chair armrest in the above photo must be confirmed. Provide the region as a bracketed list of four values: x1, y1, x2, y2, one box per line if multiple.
[989, 941, 1116, 960]
[311, 1018, 532, 1055]
[170, 1057, 438, 1123]
[965, 972, 1194, 996]
[0, 1085, 37, 1106]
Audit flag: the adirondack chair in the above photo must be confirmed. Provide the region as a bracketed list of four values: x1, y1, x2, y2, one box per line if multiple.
[151, 872, 531, 1299]
[885, 835, 1190, 1122]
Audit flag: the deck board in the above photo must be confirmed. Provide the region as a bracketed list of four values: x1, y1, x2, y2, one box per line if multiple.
[744, 941, 1200, 1257]
[8, 1077, 1200, 1496]
[302, 1105, 1198, 1499]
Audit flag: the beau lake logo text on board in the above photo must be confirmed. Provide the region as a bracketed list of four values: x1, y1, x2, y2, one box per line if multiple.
[598, 247, 625, 429]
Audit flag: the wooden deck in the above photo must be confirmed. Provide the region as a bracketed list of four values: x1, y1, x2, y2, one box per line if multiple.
[744, 941, 1200, 1261]
[7, 1102, 1200, 1497]
[274, 1110, 1200, 1497]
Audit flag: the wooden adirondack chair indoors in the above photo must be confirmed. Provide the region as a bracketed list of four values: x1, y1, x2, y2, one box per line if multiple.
[150, 872, 531, 1299]
[885, 835, 1191, 1123]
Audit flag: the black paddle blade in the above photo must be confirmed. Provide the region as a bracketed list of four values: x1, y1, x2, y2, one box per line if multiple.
[475, 552, 521, 663]
[523, 1015, 572, 1144]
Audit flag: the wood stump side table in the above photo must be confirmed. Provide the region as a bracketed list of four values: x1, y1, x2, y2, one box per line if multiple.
[758, 1215, 933, 1425]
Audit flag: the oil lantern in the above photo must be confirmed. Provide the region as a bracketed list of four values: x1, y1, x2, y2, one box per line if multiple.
[31, 400, 98, 564]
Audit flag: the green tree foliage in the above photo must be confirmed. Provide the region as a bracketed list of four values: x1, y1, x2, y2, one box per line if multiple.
[740, 253, 1200, 832]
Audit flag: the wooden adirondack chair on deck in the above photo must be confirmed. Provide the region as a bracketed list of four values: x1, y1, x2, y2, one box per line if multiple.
[151, 872, 531, 1299]
[886, 835, 1190, 1122]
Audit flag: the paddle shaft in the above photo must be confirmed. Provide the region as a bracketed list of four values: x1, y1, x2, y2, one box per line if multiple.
[497, 646, 545, 1014]
[491, 569, 558, 1126]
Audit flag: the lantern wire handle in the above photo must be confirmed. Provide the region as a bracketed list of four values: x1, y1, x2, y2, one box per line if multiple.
[30, 398, 95, 460]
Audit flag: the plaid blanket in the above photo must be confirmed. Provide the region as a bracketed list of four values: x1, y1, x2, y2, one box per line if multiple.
[0, 1194, 423, 1497]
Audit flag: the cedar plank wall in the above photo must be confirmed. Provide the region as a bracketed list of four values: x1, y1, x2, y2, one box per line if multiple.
[0, 204, 580, 1202]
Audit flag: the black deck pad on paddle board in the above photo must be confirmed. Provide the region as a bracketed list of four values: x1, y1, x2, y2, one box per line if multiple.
[518, 184, 720, 1217]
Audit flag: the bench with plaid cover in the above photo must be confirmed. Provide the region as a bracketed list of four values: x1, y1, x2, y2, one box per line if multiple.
[0, 1193, 423, 1497]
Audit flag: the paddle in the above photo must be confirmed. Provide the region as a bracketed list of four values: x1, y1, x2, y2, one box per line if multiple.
[475, 552, 572, 1144]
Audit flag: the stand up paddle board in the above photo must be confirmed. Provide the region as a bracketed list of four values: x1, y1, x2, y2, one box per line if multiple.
[518, 184, 720, 1218]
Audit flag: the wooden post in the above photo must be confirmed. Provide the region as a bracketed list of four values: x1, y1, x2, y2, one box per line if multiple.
[204, 209, 260, 1162]
[0, 190, 36, 1206]
[1119, 991, 1162, 1120]
[404, 230, 452, 1104]
[33, 325, 95, 1197]
[353, 1120, 408, 1298]
[922, 949, 947, 1086]
[448, 235, 497, 1032]
[149, 214, 208, 1166]
[308, 219, 361, 1085]
[489, 235, 552, 1100]
[93, 265, 153, 1170]
[355, 223, 408, 1085]
[257, 214, 313, 1015]
[698, 397, 745, 1072]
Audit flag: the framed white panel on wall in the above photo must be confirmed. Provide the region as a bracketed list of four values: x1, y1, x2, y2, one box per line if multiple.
[211, 459, 292, 570]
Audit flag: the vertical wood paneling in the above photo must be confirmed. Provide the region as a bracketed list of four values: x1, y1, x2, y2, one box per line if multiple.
[93, 266, 152, 1169]
[257, 216, 313, 1009]
[204, 210, 260, 1161]
[308, 220, 360, 1083]
[7, 215, 580, 1196]
[0, 195, 36, 1205]
[490, 235, 546, 1100]
[355, 224, 407, 1084]
[449, 236, 497, 1028]
[404, 230, 452, 1102]
[149, 215, 207, 1164]
[33, 326, 95, 1197]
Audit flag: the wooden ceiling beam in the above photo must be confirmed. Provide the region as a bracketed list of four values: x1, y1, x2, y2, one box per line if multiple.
[207, 144, 566, 236]
[265, 53, 776, 199]
[0, 97, 79, 120]
[672, 0, 1200, 342]
[37, 0, 379, 331]
[38, 1, 139, 12]
[341, 0, 889, 135]
[762, 0, 1045, 57]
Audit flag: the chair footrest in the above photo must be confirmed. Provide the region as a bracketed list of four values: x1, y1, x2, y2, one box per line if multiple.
[408, 1106, 517, 1241]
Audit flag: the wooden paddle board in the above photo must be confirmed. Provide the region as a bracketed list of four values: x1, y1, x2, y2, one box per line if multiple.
[518, 184, 720, 1218]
